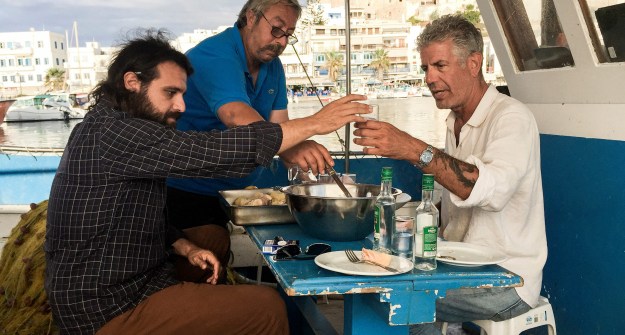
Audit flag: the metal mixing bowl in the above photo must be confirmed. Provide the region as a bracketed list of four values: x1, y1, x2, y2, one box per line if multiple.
[281, 183, 409, 241]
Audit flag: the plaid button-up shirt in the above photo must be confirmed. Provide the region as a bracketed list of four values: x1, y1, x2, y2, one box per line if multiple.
[45, 100, 282, 334]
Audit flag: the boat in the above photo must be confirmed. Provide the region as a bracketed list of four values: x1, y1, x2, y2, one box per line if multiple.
[372, 83, 410, 99]
[3, 94, 86, 122]
[0, 99, 16, 125]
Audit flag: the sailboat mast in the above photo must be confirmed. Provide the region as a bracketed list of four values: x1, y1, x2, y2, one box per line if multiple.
[74, 21, 84, 94]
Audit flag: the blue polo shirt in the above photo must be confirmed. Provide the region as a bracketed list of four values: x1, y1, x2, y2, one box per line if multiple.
[167, 25, 288, 196]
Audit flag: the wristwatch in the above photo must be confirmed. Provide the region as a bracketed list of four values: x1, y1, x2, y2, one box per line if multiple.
[416, 145, 434, 168]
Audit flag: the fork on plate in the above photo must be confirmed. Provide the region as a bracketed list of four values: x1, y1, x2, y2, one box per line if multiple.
[344, 249, 398, 272]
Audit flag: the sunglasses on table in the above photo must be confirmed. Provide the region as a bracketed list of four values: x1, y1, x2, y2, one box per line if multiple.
[273, 243, 331, 261]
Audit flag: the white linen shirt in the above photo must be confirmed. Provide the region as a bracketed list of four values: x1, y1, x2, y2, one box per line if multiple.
[440, 86, 547, 307]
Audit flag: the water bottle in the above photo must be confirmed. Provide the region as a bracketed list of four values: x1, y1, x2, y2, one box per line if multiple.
[414, 174, 438, 270]
[373, 167, 394, 253]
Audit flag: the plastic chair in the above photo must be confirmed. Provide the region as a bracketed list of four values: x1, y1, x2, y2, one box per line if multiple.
[471, 296, 556, 335]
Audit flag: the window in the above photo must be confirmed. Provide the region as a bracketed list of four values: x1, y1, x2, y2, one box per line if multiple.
[1, 76, 6, 82]
[25, 58, 31, 66]
[7, 42, 13, 49]
[37, 74, 43, 82]
[316, 29, 325, 35]
[61, 42, 64, 49]
[316, 54, 326, 62]
[45, 58, 50, 65]
[54, 41, 58, 49]
[0, 42, 4, 48]
[493, 0, 573, 71]
[10, 75, 15, 82]
[56, 58, 60, 65]
[581, 0, 625, 63]
[35, 58, 40, 65]
[37, 41, 43, 48]
[28, 75, 33, 81]
[8, 59, 14, 66]
[75, 73, 81, 79]
[25, 41, 31, 48]
[0, 60, 4, 67]
[17, 59, 23, 66]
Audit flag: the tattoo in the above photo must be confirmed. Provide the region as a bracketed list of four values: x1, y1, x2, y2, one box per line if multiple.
[437, 150, 477, 188]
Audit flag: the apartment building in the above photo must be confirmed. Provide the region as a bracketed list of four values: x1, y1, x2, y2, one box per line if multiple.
[64, 41, 117, 94]
[0, 30, 67, 97]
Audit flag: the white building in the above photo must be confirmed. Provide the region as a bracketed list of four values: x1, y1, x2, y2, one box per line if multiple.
[64, 41, 117, 94]
[0, 29, 67, 97]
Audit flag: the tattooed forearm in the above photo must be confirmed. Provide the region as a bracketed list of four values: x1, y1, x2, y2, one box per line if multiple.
[437, 150, 477, 188]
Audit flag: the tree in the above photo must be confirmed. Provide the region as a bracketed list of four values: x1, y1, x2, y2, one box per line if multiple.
[300, 0, 327, 27]
[407, 15, 424, 26]
[459, 4, 481, 25]
[369, 49, 390, 80]
[45, 68, 66, 91]
[324, 51, 344, 83]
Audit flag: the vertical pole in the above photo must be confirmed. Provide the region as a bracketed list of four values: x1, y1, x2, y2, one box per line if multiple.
[344, 0, 352, 173]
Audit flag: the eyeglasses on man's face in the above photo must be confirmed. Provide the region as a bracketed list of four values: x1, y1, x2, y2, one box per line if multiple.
[260, 12, 298, 45]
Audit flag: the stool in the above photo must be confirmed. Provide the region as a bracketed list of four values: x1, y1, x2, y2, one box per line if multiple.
[471, 296, 556, 335]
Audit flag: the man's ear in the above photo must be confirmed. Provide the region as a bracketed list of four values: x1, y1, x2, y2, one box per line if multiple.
[467, 52, 483, 77]
[123, 72, 141, 92]
[246, 9, 257, 27]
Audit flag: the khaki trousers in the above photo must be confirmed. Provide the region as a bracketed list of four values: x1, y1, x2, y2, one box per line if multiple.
[97, 225, 289, 335]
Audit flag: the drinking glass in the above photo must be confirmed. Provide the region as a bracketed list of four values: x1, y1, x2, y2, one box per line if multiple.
[360, 104, 379, 120]
[391, 215, 415, 260]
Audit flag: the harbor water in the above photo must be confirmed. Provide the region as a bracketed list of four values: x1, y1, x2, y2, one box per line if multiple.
[0, 96, 447, 150]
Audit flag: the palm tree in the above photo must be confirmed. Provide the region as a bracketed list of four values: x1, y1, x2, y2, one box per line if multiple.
[324, 51, 344, 84]
[45, 68, 66, 91]
[369, 49, 390, 80]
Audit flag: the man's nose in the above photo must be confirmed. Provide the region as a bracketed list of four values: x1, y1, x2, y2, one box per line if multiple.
[174, 95, 185, 113]
[424, 70, 437, 85]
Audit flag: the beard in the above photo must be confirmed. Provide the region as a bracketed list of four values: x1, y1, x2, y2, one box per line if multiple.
[126, 87, 181, 128]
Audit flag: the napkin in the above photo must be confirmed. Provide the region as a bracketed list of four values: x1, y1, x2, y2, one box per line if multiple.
[361, 248, 392, 266]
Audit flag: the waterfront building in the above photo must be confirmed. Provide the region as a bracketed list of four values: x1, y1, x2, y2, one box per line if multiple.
[0, 29, 67, 97]
[64, 41, 117, 94]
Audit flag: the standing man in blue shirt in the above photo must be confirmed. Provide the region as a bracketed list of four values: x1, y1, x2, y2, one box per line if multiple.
[166, 0, 365, 248]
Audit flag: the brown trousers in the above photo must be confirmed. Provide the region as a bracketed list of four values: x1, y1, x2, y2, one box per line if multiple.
[97, 225, 289, 335]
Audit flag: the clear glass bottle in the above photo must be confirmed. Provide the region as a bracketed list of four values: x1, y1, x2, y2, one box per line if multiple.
[373, 167, 394, 253]
[414, 174, 438, 270]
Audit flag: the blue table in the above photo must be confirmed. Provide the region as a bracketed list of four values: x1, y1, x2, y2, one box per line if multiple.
[245, 224, 522, 335]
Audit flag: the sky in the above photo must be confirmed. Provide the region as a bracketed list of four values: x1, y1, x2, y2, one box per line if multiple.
[0, 0, 263, 47]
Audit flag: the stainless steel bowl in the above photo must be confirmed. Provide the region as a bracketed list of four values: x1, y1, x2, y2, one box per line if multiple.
[281, 183, 409, 241]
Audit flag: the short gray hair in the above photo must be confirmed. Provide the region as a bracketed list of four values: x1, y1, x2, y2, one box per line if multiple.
[417, 14, 483, 62]
[236, 0, 302, 28]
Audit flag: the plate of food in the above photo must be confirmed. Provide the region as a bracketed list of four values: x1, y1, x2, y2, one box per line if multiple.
[436, 241, 507, 267]
[218, 187, 294, 226]
[314, 249, 413, 276]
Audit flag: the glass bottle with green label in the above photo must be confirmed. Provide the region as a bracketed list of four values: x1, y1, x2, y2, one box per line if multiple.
[414, 174, 438, 270]
[373, 167, 394, 253]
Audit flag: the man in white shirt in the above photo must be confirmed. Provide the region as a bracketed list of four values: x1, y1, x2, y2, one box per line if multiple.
[353, 14, 547, 334]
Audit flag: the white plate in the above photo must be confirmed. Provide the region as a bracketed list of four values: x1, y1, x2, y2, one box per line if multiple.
[436, 241, 507, 267]
[314, 250, 413, 276]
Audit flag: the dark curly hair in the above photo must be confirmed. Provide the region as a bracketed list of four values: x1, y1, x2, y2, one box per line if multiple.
[89, 29, 193, 110]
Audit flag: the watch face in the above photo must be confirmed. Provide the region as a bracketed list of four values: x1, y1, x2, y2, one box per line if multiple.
[421, 150, 433, 163]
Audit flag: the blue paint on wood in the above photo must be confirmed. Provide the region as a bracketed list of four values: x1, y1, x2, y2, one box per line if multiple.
[541, 134, 625, 335]
[246, 224, 521, 334]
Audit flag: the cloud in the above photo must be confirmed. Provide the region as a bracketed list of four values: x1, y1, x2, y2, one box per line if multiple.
[0, 0, 246, 46]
